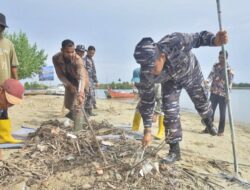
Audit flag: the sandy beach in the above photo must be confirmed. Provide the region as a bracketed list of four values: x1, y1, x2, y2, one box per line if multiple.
[1, 95, 250, 189]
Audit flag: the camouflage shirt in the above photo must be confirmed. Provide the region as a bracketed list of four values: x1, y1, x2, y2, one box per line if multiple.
[207, 63, 234, 97]
[139, 31, 217, 128]
[84, 56, 98, 84]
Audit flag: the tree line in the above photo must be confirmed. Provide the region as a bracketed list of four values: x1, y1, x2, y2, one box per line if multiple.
[232, 83, 250, 88]
[4, 31, 47, 79]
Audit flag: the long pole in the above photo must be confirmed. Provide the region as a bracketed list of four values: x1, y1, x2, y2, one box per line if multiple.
[216, 0, 239, 176]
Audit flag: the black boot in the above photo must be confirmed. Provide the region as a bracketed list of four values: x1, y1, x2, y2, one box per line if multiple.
[65, 111, 74, 120]
[201, 118, 218, 136]
[86, 108, 97, 116]
[161, 143, 181, 164]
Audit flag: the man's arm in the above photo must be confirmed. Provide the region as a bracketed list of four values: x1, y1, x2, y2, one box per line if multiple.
[76, 57, 88, 98]
[92, 62, 98, 84]
[138, 76, 155, 147]
[11, 66, 18, 79]
[52, 56, 71, 87]
[162, 31, 227, 52]
[10, 43, 19, 79]
[138, 74, 156, 129]
[228, 67, 234, 89]
[207, 65, 215, 83]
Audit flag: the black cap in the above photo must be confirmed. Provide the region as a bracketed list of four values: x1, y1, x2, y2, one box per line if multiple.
[75, 44, 86, 52]
[0, 13, 8, 28]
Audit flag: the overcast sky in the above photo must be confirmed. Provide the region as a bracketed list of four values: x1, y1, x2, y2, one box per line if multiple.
[2, 0, 250, 84]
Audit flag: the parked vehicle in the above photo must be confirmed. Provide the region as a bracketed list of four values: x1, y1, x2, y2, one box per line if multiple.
[46, 84, 65, 95]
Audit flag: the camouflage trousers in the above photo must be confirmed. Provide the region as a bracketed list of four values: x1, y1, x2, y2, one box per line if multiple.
[85, 84, 95, 109]
[162, 63, 213, 144]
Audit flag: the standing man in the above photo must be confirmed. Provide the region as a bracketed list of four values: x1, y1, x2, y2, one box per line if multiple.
[204, 50, 234, 136]
[84, 46, 98, 116]
[0, 13, 19, 120]
[133, 30, 228, 164]
[0, 79, 25, 159]
[53, 39, 88, 131]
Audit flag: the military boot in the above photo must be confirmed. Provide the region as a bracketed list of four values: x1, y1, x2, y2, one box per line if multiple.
[161, 142, 181, 164]
[201, 118, 218, 136]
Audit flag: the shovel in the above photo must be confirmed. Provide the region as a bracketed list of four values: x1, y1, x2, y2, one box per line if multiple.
[73, 80, 86, 131]
[74, 80, 108, 165]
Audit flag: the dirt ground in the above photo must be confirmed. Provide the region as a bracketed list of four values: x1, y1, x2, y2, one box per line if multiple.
[1, 95, 250, 190]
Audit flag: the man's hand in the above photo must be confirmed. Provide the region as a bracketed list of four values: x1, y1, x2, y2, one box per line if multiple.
[95, 83, 99, 88]
[214, 31, 228, 46]
[142, 128, 152, 147]
[67, 84, 77, 94]
[77, 93, 84, 105]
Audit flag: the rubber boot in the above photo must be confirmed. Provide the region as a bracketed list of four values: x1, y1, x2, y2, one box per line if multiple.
[161, 142, 181, 164]
[0, 119, 22, 144]
[65, 111, 74, 120]
[73, 108, 88, 132]
[74, 111, 84, 132]
[155, 115, 165, 139]
[201, 118, 218, 136]
[87, 108, 97, 116]
[132, 111, 141, 131]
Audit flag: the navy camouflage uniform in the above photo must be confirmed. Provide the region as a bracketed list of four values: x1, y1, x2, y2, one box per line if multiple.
[207, 61, 234, 133]
[134, 31, 218, 144]
[84, 56, 98, 109]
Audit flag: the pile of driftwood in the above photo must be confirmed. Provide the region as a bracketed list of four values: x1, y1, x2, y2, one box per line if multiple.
[0, 119, 227, 189]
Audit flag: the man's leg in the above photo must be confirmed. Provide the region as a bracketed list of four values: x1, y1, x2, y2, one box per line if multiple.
[161, 80, 182, 164]
[85, 86, 96, 116]
[210, 93, 219, 122]
[93, 87, 97, 109]
[184, 64, 217, 135]
[218, 96, 227, 135]
[202, 93, 218, 133]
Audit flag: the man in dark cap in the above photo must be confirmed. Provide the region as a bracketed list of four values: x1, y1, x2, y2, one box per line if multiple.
[133, 30, 228, 164]
[0, 13, 19, 120]
[84, 46, 98, 116]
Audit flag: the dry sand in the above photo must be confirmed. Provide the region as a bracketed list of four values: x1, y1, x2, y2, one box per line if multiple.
[2, 95, 250, 189]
